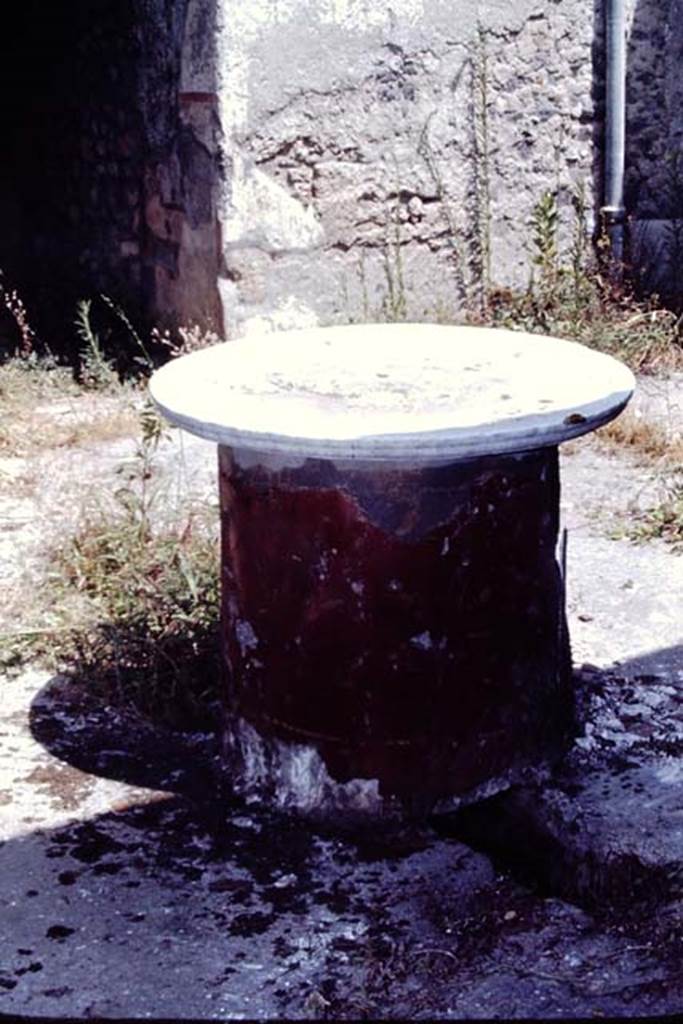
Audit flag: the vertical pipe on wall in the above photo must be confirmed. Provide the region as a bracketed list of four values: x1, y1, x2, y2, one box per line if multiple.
[603, 0, 627, 270]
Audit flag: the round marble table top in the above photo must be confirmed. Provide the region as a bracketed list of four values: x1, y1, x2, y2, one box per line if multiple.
[149, 323, 635, 466]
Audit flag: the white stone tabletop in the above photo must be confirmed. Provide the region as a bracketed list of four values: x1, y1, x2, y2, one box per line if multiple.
[149, 323, 635, 466]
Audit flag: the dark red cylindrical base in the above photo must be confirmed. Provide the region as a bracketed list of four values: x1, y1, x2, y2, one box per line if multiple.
[218, 445, 574, 819]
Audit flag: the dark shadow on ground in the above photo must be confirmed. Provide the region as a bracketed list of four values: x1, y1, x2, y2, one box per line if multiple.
[2, 741, 680, 1019]
[434, 643, 683, 924]
[609, 642, 683, 679]
[27, 642, 683, 905]
[28, 675, 217, 795]
[4, 649, 680, 1018]
[29, 645, 683, 798]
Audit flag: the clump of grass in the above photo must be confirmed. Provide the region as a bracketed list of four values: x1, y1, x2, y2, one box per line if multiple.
[74, 298, 120, 391]
[0, 270, 72, 419]
[52, 407, 221, 729]
[622, 476, 683, 550]
[50, 501, 222, 729]
[596, 412, 683, 465]
[0, 288, 224, 723]
[483, 272, 682, 373]
[4, 406, 223, 730]
[469, 187, 683, 374]
[74, 293, 219, 382]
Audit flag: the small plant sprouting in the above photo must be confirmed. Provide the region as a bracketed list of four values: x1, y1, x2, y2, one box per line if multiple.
[531, 190, 560, 300]
[382, 195, 408, 322]
[47, 401, 221, 729]
[150, 322, 220, 360]
[358, 247, 371, 321]
[472, 21, 492, 309]
[0, 269, 36, 357]
[112, 401, 166, 542]
[485, 177, 682, 372]
[418, 112, 472, 307]
[621, 474, 683, 551]
[74, 298, 118, 391]
[417, 25, 493, 314]
[100, 293, 155, 371]
[570, 181, 591, 308]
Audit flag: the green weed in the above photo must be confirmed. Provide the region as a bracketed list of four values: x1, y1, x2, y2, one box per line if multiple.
[480, 185, 683, 374]
[472, 21, 492, 307]
[3, 405, 222, 729]
[74, 298, 119, 390]
[382, 197, 408, 322]
[619, 475, 683, 551]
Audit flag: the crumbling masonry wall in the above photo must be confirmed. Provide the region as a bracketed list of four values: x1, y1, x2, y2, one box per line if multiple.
[213, 0, 598, 336]
[212, 0, 683, 336]
[0, 0, 221, 354]
[1, 0, 682, 348]
[623, 0, 683, 290]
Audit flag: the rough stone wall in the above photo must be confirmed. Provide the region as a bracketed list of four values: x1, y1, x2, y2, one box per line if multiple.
[621, 0, 683, 291]
[2, 0, 681, 350]
[213, 0, 598, 337]
[140, 0, 222, 331]
[624, 0, 680, 218]
[82, 0, 220, 334]
[0, 2, 146, 349]
[0, 0, 221, 356]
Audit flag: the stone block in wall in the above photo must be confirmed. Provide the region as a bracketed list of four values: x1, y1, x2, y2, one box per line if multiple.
[145, 195, 186, 245]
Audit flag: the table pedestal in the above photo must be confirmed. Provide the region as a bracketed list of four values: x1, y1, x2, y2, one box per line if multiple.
[218, 444, 574, 820]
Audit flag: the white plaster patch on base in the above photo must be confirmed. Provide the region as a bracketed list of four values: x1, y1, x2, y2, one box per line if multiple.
[226, 717, 392, 817]
[222, 713, 543, 820]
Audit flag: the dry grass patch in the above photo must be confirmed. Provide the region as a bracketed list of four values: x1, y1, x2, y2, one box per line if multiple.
[32, 400, 140, 451]
[593, 410, 683, 549]
[1, 405, 223, 730]
[3, 403, 140, 456]
[614, 473, 683, 551]
[0, 358, 141, 456]
[595, 412, 683, 466]
[40, 500, 222, 729]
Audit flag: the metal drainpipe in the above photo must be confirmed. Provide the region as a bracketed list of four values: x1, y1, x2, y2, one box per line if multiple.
[603, 0, 627, 270]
